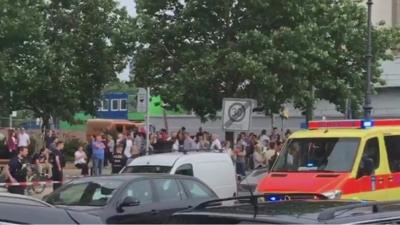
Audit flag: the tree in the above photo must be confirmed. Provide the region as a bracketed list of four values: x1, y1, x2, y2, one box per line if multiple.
[0, 0, 133, 128]
[131, 0, 400, 121]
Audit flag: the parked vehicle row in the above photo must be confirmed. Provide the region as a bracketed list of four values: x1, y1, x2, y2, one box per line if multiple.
[44, 174, 218, 224]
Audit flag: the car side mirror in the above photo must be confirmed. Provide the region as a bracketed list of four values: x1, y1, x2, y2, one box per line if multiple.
[117, 197, 140, 212]
[357, 157, 375, 178]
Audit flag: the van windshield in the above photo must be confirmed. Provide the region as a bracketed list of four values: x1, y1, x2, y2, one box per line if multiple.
[123, 165, 172, 174]
[272, 138, 360, 173]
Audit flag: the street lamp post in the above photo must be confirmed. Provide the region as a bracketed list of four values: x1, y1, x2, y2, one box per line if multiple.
[363, 0, 373, 120]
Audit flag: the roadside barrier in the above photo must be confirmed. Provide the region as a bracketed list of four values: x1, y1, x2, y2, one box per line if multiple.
[0, 175, 85, 187]
[0, 180, 61, 187]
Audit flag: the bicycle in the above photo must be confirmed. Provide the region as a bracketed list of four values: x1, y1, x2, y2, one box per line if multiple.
[25, 164, 49, 195]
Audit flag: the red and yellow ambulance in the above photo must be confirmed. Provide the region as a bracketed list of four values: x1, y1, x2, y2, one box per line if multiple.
[257, 119, 400, 201]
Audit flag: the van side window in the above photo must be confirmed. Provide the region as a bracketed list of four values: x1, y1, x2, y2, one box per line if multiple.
[361, 137, 380, 169]
[384, 135, 400, 172]
[175, 164, 194, 176]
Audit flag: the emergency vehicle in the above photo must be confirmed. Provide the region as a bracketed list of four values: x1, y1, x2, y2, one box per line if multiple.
[257, 119, 400, 201]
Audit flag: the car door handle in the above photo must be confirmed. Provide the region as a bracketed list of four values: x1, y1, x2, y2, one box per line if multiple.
[151, 209, 159, 215]
[187, 205, 193, 209]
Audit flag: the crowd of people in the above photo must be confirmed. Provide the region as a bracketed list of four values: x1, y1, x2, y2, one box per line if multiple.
[1, 126, 292, 195]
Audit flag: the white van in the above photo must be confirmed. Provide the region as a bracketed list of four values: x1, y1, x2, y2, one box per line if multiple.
[121, 152, 237, 199]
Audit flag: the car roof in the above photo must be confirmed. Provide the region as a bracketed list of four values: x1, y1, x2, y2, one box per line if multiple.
[69, 173, 198, 183]
[290, 126, 400, 139]
[127, 151, 230, 167]
[0, 192, 53, 207]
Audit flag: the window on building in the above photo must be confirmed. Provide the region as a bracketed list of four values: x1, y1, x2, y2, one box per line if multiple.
[384, 135, 400, 172]
[102, 99, 109, 111]
[120, 99, 127, 111]
[111, 99, 119, 111]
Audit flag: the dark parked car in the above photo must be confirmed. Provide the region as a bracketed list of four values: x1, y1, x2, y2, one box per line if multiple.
[0, 193, 102, 224]
[169, 194, 400, 224]
[44, 174, 218, 224]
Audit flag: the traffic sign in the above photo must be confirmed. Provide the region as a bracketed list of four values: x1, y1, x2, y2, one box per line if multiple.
[137, 88, 147, 113]
[222, 98, 254, 131]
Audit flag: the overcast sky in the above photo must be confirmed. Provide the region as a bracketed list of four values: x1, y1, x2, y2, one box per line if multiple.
[117, 0, 136, 81]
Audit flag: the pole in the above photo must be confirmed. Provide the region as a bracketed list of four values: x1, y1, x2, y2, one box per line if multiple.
[363, 0, 373, 120]
[145, 87, 150, 155]
[9, 91, 13, 129]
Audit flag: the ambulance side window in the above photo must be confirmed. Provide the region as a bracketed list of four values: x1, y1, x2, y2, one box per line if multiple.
[362, 138, 380, 169]
[384, 136, 400, 173]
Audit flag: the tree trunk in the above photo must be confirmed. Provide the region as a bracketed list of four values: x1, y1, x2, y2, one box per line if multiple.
[305, 103, 314, 122]
[163, 108, 169, 132]
[271, 114, 275, 129]
[41, 115, 50, 131]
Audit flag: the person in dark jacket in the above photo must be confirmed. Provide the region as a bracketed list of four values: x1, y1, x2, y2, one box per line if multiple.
[111, 144, 127, 174]
[51, 141, 65, 191]
[6, 147, 29, 195]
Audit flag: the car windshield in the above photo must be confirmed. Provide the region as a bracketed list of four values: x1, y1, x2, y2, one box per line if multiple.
[272, 138, 360, 173]
[123, 165, 172, 174]
[46, 180, 124, 206]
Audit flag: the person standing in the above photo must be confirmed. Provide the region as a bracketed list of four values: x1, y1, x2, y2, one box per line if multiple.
[259, 129, 270, 149]
[17, 128, 30, 148]
[92, 135, 105, 176]
[253, 143, 267, 169]
[74, 146, 88, 176]
[124, 135, 133, 158]
[6, 147, 29, 195]
[6, 129, 18, 158]
[183, 132, 196, 151]
[210, 134, 222, 150]
[235, 143, 246, 178]
[51, 141, 65, 191]
[269, 127, 281, 143]
[102, 135, 109, 167]
[126, 144, 141, 165]
[111, 144, 127, 174]
[44, 130, 56, 149]
[224, 141, 236, 165]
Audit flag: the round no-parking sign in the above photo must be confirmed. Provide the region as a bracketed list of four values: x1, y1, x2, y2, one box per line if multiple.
[223, 98, 253, 131]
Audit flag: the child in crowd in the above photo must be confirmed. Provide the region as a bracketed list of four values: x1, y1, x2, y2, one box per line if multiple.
[111, 144, 127, 174]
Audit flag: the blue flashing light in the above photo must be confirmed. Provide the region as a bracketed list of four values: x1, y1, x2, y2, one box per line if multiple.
[300, 122, 308, 129]
[269, 196, 277, 201]
[307, 163, 315, 167]
[362, 120, 374, 129]
[266, 195, 281, 202]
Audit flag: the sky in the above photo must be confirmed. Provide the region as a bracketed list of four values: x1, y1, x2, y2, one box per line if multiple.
[117, 0, 136, 81]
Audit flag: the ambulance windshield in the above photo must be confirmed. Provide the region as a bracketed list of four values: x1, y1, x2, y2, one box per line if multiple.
[272, 138, 360, 173]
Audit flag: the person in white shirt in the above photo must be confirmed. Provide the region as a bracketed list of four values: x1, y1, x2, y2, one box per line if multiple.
[210, 134, 222, 150]
[253, 143, 267, 169]
[74, 146, 88, 176]
[124, 136, 133, 158]
[17, 128, 30, 147]
[259, 129, 270, 148]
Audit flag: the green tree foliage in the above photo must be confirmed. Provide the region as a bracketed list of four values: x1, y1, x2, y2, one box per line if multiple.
[131, 0, 400, 120]
[0, 0, 132, 128]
